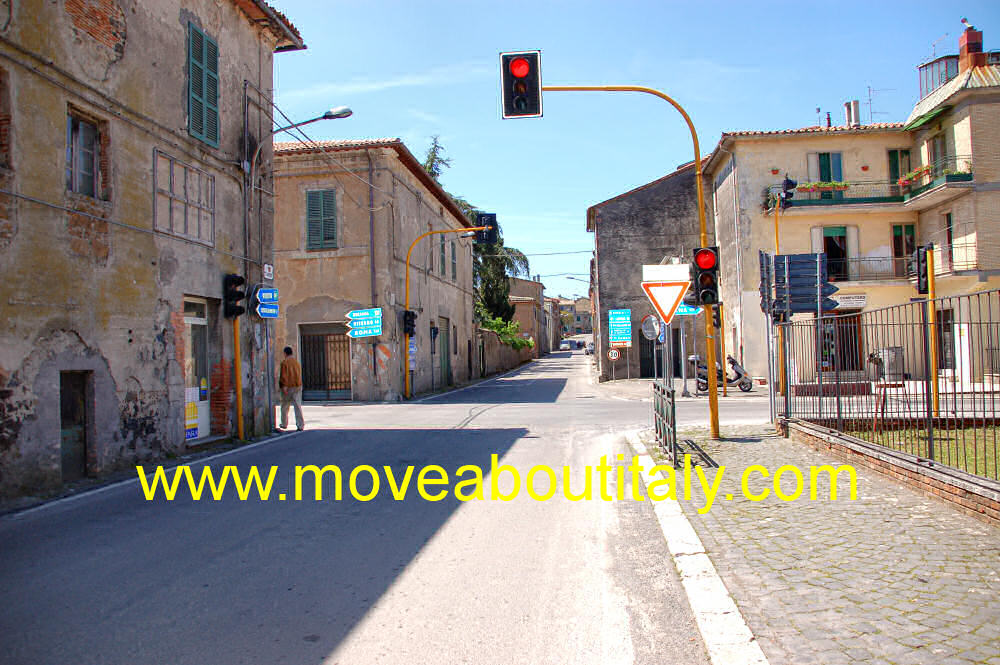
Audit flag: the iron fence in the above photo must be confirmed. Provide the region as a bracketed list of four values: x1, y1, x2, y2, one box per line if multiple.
[776, 288, 1000, 482]
[827, 256, 913, 282]
[652, 380, 678, 464]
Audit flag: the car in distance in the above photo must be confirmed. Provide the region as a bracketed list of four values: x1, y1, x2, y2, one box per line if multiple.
[559, 341, 571, 351]
[585, 342, 594, 355]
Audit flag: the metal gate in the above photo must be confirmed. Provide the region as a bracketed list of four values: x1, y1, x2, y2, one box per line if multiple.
[301, 329, 351, 400]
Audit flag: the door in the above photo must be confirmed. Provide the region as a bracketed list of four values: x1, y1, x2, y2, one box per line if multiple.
[639, 335, 655, 378]
[439, 317, 452, 387]
[301, 323, 351, 400]
[808, 152, 843, 200]
[60, 371, 89, 482]
[892, 224, 916, 277]
[888, 149, 910, 196]
[183, 299, 210, 441]
[820, 314, 862, 373]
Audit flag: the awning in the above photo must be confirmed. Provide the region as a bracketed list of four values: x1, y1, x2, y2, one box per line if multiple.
[903, 105, 951, 131]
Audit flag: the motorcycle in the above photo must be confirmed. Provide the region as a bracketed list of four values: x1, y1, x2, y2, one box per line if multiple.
[689, 354, 754, 393]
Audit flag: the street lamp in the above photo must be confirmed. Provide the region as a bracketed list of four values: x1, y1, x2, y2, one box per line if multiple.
[248, 106, 353, 178]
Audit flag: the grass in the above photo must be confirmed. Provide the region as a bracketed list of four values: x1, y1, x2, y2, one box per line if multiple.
[846, 426, 1000, 481]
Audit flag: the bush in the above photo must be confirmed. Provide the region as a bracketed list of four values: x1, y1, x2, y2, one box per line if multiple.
[480, 314, 534, 351]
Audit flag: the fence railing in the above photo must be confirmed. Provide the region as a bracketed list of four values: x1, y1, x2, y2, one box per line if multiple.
[827, 256, 913, 282]
[776, 288, 1000, 482]
[652, 380, 678, 464]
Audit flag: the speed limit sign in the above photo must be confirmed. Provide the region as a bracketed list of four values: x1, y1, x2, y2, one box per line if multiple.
[608, 348, 620, 361]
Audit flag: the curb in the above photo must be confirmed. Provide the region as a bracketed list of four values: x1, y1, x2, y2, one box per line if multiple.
[624, 430, 769, 665]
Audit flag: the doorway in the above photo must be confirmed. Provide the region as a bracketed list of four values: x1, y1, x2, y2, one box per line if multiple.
[183, 298, 211, 441]
[301, 323, 351, 400]
[439, 317, 452, 387]
[60, 371, 91, 482]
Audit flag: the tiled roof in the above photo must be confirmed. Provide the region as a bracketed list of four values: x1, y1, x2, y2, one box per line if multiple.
[906, 65, 1000, 125]
[274, 138, 471, 227]
[234, 0, 304, 51]
[721, 122, 904, 138]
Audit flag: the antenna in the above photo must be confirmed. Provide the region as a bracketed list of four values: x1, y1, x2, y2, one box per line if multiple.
[929, 32, 949, 60]
[866, 85, 895, 123]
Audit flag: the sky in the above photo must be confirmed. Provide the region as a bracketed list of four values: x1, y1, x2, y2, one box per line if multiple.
[272, 1, 1000, 300]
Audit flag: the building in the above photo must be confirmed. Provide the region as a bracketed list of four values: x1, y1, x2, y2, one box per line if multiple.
[705, 23, 1000, 381]
[271, 138, 476, 400]
[509, 276, 545, 358]
[587, 161, 710, 381]
[543, 297, 561, 354]
[572, 297, 593, 334]
[0, 0, 302, 498]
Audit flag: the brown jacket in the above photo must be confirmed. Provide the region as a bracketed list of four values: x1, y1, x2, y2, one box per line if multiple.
[279, 356, 302, 389]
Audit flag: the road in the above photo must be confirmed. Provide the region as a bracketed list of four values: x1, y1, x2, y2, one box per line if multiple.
[0, 350, 768, 664]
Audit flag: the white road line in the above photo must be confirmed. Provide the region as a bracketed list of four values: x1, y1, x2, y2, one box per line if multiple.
[626, 431, 770, 665]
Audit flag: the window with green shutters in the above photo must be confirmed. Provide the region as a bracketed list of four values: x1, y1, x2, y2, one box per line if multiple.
[451, 241, 457, 280]
[306, 190, 338, 249]
[440, 235, 446, 275]
[188, 23, 219, 147]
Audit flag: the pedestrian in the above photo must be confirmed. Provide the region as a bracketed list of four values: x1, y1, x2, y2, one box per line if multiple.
[278, 346, 304, 431]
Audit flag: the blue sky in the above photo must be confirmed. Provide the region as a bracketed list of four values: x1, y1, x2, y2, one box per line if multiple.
[273, 1, 999, 300]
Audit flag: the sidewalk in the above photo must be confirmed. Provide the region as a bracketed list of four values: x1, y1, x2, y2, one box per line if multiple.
[590, 365, 769, 403]
[639, 425, 1000, 665]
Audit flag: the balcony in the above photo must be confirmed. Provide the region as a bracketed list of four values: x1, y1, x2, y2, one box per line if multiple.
[765, 155, 973, 213]
[827, 257, 913, 283]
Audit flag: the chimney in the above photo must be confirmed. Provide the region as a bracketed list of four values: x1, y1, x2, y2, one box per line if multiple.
[851, 100, 861, 127]
[844, 102, 852, 127]
[959, 25, 986, 72]
[826, 111, 832, 128]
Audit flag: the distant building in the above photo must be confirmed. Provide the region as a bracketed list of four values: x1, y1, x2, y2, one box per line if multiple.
[509, 277, 546, 358]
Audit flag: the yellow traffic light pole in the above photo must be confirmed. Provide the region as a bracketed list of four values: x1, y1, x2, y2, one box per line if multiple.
[404, 225, 488, 399]
[543, 85, 720, 437]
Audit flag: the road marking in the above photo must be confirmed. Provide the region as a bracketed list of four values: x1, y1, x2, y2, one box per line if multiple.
[626, 431, 770, 665]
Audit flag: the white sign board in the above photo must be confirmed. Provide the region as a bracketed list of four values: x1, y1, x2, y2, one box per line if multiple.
[642, 264, 690, 282]
[831, 294, 867, 310]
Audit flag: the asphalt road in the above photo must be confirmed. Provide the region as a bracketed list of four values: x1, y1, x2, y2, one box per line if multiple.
[0, 350, 767, 665]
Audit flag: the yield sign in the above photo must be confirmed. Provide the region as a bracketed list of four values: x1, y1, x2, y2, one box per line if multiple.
[641, 281, 690, 326]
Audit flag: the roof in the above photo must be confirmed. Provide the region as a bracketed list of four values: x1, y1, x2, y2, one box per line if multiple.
[274, 138, 471, 227]
[586, 160, 700, 232]
[905, 65, 1000, 126]
[509, 296, 538, 304]
[233, 0, 305, 51]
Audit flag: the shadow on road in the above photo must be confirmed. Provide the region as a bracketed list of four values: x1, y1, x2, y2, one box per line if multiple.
[420, 377, 569, 404]
[0, 427, 526, 665]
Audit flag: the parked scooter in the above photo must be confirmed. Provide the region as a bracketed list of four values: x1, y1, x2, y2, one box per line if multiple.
[689, 354, 754, 392]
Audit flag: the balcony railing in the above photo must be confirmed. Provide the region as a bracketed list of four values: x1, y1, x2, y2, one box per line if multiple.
[827, 257, 914, 282]
[765, 155, 973, 211]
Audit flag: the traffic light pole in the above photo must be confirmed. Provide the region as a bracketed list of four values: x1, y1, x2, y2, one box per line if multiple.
[404, 225, 488, 399]
[543, 85, 720, 437]
[233, 317, 244, 440]
[927, 245, 939, 415]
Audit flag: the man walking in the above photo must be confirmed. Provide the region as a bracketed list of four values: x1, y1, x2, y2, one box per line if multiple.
[278, 346, 304, 431]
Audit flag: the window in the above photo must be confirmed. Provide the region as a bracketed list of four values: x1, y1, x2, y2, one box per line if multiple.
[66, 114, 100, 198]
[154, 148, 215, 245]
[188, 23, 219, 147]
[888, 149, 910, 195]
[306, 190, 337, 250]
[824, 226, 848, 281]
[919, 57, 959, 99]
[439, 234, 446, 275]
[450, 241, 457, 280]
[807, 152, 843, 200]
[944, 212, 954, 267]
[892, 224, 915, 277]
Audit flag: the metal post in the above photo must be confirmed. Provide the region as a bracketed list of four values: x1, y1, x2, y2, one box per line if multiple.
[920, 300, 936, 461]
[815, 253, 824, 423]
[681, 316, 690, 397]
[783, 256, 792, 419]
[927, 244, 939, 415]
[233, 317, 244, 440]
[719, 304, 728, 397]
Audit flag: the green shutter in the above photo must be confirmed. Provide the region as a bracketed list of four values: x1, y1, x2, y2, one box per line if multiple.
[306, 190, 337, 250]
[451, 241, 456, 280]
[440, 235, 445, 274]
[188, 23, 219, 147]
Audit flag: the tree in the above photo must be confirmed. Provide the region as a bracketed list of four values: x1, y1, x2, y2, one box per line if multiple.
[420, 138, 529, 323]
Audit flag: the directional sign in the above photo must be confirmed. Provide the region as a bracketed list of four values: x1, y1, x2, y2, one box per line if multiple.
[347, 326, 382, 338]
[765, 253, 841, 314]
[640, 281, 690, 326]
[256, 302, 279, 319]
[408, 337, 417, 369]
[256, 287, 278, 304]
[347, 316, 382, 328]
[347, 308, 382, 320]
[608, 309, 632, 348]
[674, 303, 702, 316]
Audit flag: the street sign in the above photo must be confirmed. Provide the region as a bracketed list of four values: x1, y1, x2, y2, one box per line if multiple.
[640, 281, 690, 325]
[764, 253, 841, 315]
[608, 309, 632, 348]
[347, 317, 382, 328]
[347, 326, 382, 338]
[347, 308, 383, 320]
[256, 287, 278, 304]
[674, 303, 702, 316]
[408, 337, 417, 369]
[262, 263, 274, 280]
[640, 314, 660, 341]
[256, 302, 279, 319]
[608, 348, 620, 361]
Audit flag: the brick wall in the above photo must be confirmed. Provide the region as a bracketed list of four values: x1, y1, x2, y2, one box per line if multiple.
[64, 0, 127, 53]
[170, 311, 185, 372]
[785, 421, 1000, 526]
[67, 211, 109, 265]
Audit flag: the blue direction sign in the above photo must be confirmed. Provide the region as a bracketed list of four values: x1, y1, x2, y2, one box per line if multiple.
[674, 303, 702, 316]
[347, 308, 383, 320]
[347, 326, 382, 338]
[347, 317, 382, 328]
[256, 302, 279, 319]
[256, 288, 278, 304]
[608, 309, 632, 348]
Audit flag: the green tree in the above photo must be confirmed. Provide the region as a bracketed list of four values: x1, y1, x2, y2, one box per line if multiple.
[421, 138, 529, 323]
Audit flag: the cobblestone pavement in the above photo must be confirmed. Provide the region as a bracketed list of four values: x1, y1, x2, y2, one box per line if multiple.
[642, 425, 1000, 665]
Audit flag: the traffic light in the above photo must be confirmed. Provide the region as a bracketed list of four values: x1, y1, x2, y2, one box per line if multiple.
[915, 246, 929, 294]
[475, 212, 499, 244]
[500, 51, 542, 118]
[403, 310, 417, 336]
[712, 305, 721, 329]
[223, 273, 246, 318]
[693, 246, 720, 305]
[780, 176, 797, 209]
[684, 260, 699, 307]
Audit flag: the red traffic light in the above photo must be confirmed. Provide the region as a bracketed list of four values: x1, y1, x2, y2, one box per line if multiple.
[509, 57, 530, 78]
[694, 248, 717, 270]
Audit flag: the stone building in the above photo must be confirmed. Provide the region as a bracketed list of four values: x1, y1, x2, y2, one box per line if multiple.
[704, 24, 1000, 381]
[572, 297, 593, 334]
[509, 276, 546, 358]
[587, 161, 710, 382]
[0, 1, 302, 498]
[271, 138, 476, 400]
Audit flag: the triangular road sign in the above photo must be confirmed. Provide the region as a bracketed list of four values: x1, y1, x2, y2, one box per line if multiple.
[641, 281, 690, 326]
